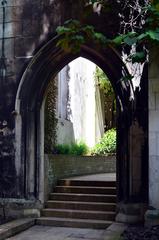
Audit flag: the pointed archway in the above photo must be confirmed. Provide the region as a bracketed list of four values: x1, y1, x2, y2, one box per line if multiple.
[15, 35, 148, 222]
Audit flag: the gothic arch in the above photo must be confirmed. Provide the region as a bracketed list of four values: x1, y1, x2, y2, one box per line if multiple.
[15, 35, 146, 218]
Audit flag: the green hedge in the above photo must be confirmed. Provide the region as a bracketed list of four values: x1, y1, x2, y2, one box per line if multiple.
[91, 128, 116, 155]
[53, 142, 89, 156]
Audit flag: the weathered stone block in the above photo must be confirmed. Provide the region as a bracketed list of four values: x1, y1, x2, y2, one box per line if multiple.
[0, 22, 22, 39]
[151, 79, 159, 93]
[149, 111, 159, 132]
[149, 132, 158, 156]
[2, 0, 23, 7]
[145, 210, 159, 226]
[149, 173, 159, 209]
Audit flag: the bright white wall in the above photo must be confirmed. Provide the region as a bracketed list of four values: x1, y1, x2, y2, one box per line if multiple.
[69, 57, 97, 147]
[56, 66, 75, 145]
[56, 119, 75, 145]
[56, 57, 105, 148]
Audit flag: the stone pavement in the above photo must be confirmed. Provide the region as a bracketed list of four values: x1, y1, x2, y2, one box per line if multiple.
[6, 225, 107, 240]
[6, 222, 126, 240]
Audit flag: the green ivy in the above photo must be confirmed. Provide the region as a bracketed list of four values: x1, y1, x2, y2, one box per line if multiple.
[56, 19, 108, 53]
[44, 77, 58, 153]
[94, 66, 114, 96]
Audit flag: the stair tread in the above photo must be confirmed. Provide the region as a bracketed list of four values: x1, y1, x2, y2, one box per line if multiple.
[59, 179, 116, 185]
[42, 208, 115, 214]
[50, 193, 116, 197]
[37, 217, 113, 224]
[56, 186, 116, 189]
[47, 200, 116, 206]
[61, 178, 116, 182]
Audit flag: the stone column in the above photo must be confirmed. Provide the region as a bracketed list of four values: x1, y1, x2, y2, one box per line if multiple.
[145, 47, 159, 226]
[149, 48, 159, 209]
[116, 65, 149, 223]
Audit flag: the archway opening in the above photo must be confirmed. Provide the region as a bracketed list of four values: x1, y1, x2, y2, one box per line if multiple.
[44, 57, 116, 153]
[15, 36, 136, 215]
[44, 57, 117, 199]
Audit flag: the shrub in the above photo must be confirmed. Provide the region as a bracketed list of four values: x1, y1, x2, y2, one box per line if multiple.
[69, 142, 88, 156]
[91, 128, 116, 155]
[53, 141, 88, 156]
[53, 144, 70, 154]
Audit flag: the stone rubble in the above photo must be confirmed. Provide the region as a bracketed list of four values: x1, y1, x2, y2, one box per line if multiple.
[122, 225, 159, 240]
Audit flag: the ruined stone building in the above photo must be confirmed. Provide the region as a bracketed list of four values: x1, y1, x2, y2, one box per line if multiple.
[0, 0, 158, 225]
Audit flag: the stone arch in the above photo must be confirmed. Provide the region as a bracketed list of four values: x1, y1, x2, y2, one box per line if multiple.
[15, 35, 147, 221]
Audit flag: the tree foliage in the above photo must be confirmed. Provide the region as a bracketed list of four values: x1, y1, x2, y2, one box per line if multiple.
[56, 1, 159, 67]
[56, 19, 108, 53]
[94, 67, 116, 130]
[94, 66, 114, 96]
[91, 128, 116, 155]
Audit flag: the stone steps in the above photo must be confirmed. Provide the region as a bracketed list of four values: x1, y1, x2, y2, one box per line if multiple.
[54, 186, 116, 195]
[50, 193, 116, 203]
[41, 208, 115, 221]
[36, 217, 112, 229]
[46, 200, 116, 211]
[37, 177, 116, 229]
[58, 179, 116, 187]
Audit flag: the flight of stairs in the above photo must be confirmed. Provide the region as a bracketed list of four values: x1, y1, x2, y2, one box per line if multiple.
[36, 178, 116, 229]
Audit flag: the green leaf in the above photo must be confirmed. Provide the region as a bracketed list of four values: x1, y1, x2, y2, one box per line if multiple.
[72, 35, 85, 43]
[137, 33, 148, 41]
[112, 35, 123, 45]
[83, 25, 95, 35]
[131, 52, 146, 63]
[94, 32, 107, 43]
[123, 36, 137, 46]
[56, 26, 72, 35]
[147, 30, 159, 41]
[121, 75, 133, 82]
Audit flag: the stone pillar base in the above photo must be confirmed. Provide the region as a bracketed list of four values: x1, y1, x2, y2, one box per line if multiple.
[0, 198, 42, 218]
[116, 203, 147, 224]
[145, 210, 159, 226]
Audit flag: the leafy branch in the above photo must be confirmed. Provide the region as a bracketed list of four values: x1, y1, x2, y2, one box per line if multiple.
[56, 19, 108, 53]
[56, 1, 159, 65]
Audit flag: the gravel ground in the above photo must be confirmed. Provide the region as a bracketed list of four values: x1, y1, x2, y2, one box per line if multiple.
[122, 225, 159, 240]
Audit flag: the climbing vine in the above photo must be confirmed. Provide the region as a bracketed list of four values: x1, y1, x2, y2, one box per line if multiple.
[44, 77, 58, 153]
[94, 67, 116, 130]
[94, 67, 113, 96]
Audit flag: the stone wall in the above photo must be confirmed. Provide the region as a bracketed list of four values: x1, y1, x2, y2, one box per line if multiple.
[0, 0, 64, 197]
[44, 154, 116, 199]
[56, 119, 75, 145]
[0, 0, 121, 198]
[149, 47, 159, 209]
[0, 0, 149, 223]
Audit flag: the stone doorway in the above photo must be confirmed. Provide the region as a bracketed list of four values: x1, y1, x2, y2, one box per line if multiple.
[15, 35, 148, 222]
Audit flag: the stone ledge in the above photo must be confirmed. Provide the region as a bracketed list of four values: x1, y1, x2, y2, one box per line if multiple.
[145, 210, 159, 226]
[0, 218, 35, 240]
[104, 222, 127, 240]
